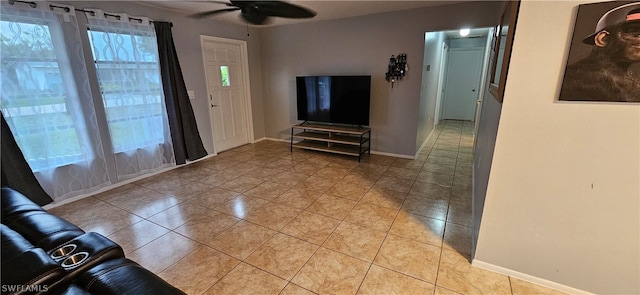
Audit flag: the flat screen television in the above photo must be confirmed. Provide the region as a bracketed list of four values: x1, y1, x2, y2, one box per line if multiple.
[296, 75, 371, 126]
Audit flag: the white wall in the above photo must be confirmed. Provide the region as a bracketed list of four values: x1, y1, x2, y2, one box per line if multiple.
[474, 1, 640, 293]
[416, 31, 445, 151]
[471, 89, 502, 256]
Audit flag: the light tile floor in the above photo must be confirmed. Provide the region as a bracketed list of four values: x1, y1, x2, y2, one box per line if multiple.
[48, 120, 566, 295]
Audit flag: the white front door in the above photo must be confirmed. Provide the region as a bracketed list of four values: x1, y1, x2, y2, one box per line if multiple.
[442, 47, 484, 121]
[201, 37, 253, 153]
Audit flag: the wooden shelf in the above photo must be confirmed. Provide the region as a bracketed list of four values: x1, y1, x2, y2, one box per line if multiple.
[290, 122, 371, 161]
[293, 131, 367, 146]
[292, 141, 362, 156]
[295, 122, 370, 134]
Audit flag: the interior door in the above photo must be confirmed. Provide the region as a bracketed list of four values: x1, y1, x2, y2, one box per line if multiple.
[202, 39, 249, 153]
[442, 47, 484, 121]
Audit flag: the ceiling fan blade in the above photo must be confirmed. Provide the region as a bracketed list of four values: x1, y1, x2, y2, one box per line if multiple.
[232, 1, 316, 19]
[189, 7, 241, 19]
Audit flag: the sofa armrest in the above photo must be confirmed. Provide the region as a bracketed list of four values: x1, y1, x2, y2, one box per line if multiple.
[3, 211, 84, 252]
[1, 249, 66, 295]
[75, 258, 185, 295]
[1, 224, 66, 295]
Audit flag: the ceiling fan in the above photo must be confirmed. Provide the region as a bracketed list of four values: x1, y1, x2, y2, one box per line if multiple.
[190, 1, 317, 25]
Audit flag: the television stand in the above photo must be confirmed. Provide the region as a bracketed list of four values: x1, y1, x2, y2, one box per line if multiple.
[290, 122, 371, 161]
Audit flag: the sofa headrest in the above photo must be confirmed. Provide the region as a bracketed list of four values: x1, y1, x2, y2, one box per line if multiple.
[1, 187, 44, 222]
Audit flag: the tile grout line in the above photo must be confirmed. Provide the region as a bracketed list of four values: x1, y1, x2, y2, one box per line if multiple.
[429, 123, 450, 294]
[63, 121, 487, 294]
[353, 186, 407, 295]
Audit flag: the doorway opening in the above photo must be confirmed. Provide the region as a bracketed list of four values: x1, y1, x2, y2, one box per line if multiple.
[428, 28, 492, 127]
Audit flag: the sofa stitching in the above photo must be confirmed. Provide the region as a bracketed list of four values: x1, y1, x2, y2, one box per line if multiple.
[19, 267, 63, 295]
[35, 230, 83, 249]
[85, 261, 137, 290]
[47, 235, 75, 252]
[75, 245, 121, 270]
[125, 264, 179, 289]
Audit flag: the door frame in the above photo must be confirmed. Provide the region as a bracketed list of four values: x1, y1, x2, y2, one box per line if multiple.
[200, 35, 254, 155]
[473, 29, 495, 141]
[435, 41, 449, 125]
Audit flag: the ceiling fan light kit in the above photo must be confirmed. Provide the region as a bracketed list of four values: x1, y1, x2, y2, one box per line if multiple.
[189, 1, 317, 25]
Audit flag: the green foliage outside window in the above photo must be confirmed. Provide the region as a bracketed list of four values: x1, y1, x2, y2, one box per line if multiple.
[220, 66, 230, 86]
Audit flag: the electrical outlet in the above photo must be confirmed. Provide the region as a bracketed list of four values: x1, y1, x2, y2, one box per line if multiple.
[187, 90, 195, 100]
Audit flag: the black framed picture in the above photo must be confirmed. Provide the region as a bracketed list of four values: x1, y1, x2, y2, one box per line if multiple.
[488, 0, 520, 103]
[558, 1, 640, 102]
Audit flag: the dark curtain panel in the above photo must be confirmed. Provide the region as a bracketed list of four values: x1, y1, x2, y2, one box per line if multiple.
[1, 112, 53, 206]
[154, 21, 208, 164]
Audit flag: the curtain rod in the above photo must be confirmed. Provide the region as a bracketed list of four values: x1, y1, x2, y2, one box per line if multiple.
[7, 0, 172, 25]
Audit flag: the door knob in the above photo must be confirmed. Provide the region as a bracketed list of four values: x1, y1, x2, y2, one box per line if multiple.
[472, 89, 476, 92]
[211, 104, 218, 107]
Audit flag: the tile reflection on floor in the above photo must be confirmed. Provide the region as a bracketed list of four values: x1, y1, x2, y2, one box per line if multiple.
[48, 120, 566, 295]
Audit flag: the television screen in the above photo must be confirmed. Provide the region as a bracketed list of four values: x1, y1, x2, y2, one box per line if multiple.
[296, 75, 371, 126]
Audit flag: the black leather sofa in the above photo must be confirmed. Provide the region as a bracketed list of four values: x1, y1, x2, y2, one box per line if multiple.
[1, 187, 185, 295]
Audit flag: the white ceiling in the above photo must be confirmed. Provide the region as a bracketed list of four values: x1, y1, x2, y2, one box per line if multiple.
[137, 0, 469, 27]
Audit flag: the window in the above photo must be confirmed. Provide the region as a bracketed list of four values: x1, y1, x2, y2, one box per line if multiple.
[220, 65, 230, 86]
[88, 29, 166, 152]
[0, 19, 84, 171]
[1, 4, 175, 201]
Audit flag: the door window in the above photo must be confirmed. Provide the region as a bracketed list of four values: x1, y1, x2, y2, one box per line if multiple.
[220, 65, 230, 87]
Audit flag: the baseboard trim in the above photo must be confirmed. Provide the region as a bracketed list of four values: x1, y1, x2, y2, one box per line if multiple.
[415, 127, 436, 157]
[263, 137, 288, 143]
[253, 137, 270, 143]
[471, 259, 594, 295]
[370, 150, 414, 159]
[44, 165, 180, 209]
[264, 137, 416, 159]
[44, 153, 217, 210]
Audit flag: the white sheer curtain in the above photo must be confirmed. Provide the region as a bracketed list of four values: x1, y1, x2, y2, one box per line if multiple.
[85, 10, 175, 180]
[1, 3, 176, 202]
[0, 2, 111, 201]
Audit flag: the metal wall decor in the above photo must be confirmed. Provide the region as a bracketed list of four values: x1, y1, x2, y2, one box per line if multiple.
[385, 54, 407, 88]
